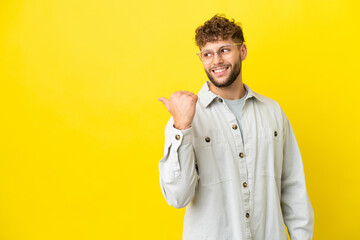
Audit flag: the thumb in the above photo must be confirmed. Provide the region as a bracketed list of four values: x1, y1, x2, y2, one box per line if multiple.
[158, 97, 170, 111]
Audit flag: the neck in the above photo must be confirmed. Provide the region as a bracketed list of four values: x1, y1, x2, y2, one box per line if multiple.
[209, 76, 246, 100]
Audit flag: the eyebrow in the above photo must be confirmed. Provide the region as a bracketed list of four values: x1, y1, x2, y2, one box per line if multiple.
[201, 44, 233, 52]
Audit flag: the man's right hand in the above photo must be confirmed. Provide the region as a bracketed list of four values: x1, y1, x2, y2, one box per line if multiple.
[158, 91, 198, 130]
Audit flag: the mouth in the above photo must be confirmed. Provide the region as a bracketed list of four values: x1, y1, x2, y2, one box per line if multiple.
[211, 66, 230, 77]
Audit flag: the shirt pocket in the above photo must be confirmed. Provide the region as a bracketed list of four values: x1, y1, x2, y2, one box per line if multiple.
[258, 127, 284, 179]
[193, 131, 232, 187]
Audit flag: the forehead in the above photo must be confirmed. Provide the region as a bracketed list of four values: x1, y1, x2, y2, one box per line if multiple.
[201, 39, 236, 51]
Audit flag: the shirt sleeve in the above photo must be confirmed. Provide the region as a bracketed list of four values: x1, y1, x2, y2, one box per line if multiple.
[281, 112, 315, 240]
[159, 117, 199, 209]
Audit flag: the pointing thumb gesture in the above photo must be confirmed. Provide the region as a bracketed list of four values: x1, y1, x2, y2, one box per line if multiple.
[158, 97, 170, 111]
[158, 91, 198, 130]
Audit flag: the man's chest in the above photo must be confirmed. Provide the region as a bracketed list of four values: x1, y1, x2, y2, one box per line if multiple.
[190, 100, 285, 187]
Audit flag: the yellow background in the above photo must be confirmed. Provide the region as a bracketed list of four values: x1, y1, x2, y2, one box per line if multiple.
[1, 0, 359, 239]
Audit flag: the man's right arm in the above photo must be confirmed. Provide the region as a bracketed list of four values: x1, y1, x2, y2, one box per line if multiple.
[158, 91, 199, 208]
[159, 117, 199, 208]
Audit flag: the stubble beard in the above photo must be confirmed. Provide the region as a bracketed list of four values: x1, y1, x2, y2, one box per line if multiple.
[205, 60, 242, 88]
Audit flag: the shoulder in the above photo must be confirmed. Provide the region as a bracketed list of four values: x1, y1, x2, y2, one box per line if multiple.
[243, 83, 281, 111]
[251, 90, 283, 112]
[250, 91, 289, 127]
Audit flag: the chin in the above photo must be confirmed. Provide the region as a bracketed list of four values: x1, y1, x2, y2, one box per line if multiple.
[214, 79, 229, 86]
[209, 75, 237, 88]
[205, 62, 241, 88]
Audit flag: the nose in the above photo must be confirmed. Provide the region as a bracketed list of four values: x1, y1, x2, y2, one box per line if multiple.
[212, 52, 224, 65]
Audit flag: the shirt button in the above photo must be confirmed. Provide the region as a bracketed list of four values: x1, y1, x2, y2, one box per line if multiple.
[243, 182, 248, 188]
[246, 213, 250, 218]
[218, 98, 223, 103]
[274, 131, 278, 137]
[175, 134, 181, 140]
[205, 137, 211, 142]
[239, 152, 244, 158]
[232, 124, 238, 130]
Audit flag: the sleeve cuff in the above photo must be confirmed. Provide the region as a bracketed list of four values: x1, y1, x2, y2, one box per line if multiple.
[170, 125, 193, 146]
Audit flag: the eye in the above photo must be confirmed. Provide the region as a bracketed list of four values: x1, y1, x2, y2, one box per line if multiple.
[220, 48, 231, 54]
[202, 52, 213, 58]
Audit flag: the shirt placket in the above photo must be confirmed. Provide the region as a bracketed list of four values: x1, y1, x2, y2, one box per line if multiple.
[242, 99, 253, 240]
[219, 97, 252, 240]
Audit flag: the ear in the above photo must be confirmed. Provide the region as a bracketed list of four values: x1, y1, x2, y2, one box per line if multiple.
[240, 43, 247, 61]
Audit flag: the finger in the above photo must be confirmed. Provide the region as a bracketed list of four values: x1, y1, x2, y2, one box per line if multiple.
[158, 97, 170, 111]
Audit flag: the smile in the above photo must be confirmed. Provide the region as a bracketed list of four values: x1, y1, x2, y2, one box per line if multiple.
[211, 66, 229, 76]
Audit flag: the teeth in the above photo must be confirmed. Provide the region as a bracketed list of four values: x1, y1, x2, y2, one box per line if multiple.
[213, 67, 227, 73]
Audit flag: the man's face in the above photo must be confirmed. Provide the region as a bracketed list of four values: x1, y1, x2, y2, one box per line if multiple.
[200, 39, 246, 88]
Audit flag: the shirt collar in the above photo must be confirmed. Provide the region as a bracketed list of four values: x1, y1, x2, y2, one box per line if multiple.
[198, 81, 264, 108]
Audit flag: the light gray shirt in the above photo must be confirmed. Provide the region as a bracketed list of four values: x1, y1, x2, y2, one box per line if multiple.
[159, 81, 314, 240]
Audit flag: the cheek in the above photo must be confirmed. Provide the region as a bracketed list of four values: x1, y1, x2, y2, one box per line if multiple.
[232, 56, 242, 65]
[203, 65, 211, 73]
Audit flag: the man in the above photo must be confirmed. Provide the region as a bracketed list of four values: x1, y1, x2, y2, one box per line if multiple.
[158, 15, 314, 240]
